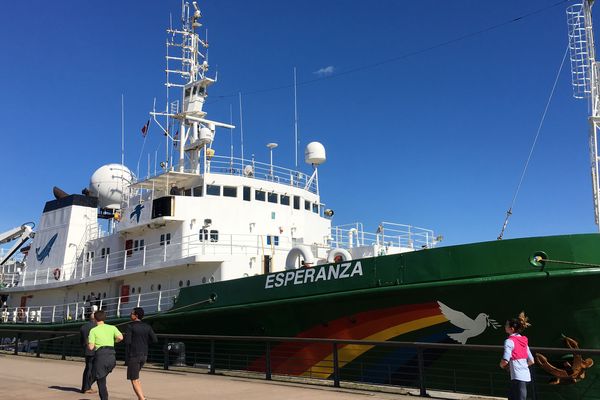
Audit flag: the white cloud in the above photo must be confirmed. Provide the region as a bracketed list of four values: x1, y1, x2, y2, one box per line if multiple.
[313, 66, 335, 77]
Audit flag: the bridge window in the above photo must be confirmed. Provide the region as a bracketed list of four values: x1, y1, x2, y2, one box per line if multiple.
[305, 200, 310, 211]
[268, 192, 278, 203]
[312, 203, 319, 214]
[255, 190, 265, 201]
[281, 195, 290, 206]
[267, 235, 280, 246]
[193, 186, 203, 197]
[207, 185, 220, 196]
[210, 230, 219, 242]
[243, 186, 251, 201]
[184, 188, 192, 196]
[293, 196, 300, 210]
[223, 186, 237, 198]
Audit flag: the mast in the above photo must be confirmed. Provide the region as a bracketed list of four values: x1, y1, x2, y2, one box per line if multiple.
[150, 1, 234, 175]
[568, 0, 600, 229]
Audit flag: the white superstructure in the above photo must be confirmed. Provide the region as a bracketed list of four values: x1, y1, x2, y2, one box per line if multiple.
[0, 1, 438, 325]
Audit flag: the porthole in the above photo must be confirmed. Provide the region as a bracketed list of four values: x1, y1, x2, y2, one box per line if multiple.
[151, 284, 155, 291]
[137, 287, 141, 294]
[202, 277, 207, 284]
[186, 280, 191, 287]
[103, 292, 106, 298]
[179, 280, 183, 287]
[132, 287, 136, 294]
[157, 284, 162, 291]
[209, 276, 215, 283]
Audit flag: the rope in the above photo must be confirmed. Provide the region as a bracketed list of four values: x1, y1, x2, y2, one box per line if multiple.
[536, 257, 600, 269]
[497, 45, 569, 240]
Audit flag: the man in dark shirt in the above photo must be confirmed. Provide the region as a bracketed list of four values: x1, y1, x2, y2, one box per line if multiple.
[124, 307, 158, 400]
[79, 312, 97, 394]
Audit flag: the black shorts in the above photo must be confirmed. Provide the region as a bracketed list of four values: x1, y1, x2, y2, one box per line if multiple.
[126, 355, 147, 380]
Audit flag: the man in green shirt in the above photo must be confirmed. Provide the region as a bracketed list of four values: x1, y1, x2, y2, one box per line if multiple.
[87, 310, 123, 400]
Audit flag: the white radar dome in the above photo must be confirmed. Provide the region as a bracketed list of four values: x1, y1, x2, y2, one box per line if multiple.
[88, 164, 135, 209]
[304, 142, 326, 165]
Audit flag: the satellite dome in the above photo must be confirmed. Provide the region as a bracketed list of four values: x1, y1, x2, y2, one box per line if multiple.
[304, 142, 326, 165]
[88, 164, 135, 209]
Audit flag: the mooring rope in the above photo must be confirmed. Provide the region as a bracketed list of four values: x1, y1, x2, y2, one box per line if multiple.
[497, 45, 569, 240]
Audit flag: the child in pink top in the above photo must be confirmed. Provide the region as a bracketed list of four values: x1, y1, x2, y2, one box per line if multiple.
[499, 312, 534, 400]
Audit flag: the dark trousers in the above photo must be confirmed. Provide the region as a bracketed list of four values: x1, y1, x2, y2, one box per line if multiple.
[509, 379, 527, 400]
[97, 376, 108, 400]
[82, 355, 95, 391]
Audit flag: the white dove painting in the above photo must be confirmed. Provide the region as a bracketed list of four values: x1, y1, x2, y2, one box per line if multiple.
[437, 301, 500, 344]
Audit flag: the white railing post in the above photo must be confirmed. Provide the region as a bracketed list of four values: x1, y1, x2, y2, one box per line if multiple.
[75, 303, 79, 321]
[21, 270, 26, 287]
[124, 253, 127, 271]
[39, 306, 43, 323]
[163, 243, 167, 262]
[142, 246, 146, 266]
[137, 294, 141, 307]
[105, 254, 109, 274]
[89, 258, 93, 277]
[26, 307, 30, 323]
[52, 306, 56, 323]
[157, 291, 162, 312]
[33, 270, 37, 286]
[46, 268, 50, 283]
[117, 297, 122, 318]
[99, 299, 103, 311]
[66, 304, 70, 321]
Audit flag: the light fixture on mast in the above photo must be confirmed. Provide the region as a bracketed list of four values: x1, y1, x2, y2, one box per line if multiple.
[267, 143, 278, 178]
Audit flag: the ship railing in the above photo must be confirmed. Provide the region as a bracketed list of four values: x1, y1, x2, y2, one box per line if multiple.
[331, 222, 438, 250]
[0, 288, 180, 325]
[17, 232, 298, 287]
[140, 155, 318, 193]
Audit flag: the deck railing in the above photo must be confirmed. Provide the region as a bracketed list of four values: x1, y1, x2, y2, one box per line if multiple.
[0, 287, 180, 324]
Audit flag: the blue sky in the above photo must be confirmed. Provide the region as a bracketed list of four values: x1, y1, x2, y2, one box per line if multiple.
[0, 0, 597, 247]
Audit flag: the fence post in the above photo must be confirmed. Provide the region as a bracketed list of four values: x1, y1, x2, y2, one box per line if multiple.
[163, 338, 169, 370]
[209, 340, 216, 374]
[36, 333, 41, 358]
[265, 341, 272, 381]
[332, 342, 340, 388]
[61, 334, 67, 360]
[14, 333, 21, 355]
[417, 347, 426, 397]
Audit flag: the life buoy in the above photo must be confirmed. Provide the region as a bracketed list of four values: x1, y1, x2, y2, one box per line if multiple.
[53, 268, 61, 281]
[327, 248, 352, 263]
[285, 245, 315, 270]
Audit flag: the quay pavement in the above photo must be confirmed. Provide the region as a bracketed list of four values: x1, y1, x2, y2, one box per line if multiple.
[0, 354, 500, 400]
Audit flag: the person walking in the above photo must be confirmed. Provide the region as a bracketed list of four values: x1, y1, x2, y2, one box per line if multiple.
[80, 312, 97, 394]
[88, 309, 123, 400]
[124, 307, 158, 400]
[499, 312, 535, 400]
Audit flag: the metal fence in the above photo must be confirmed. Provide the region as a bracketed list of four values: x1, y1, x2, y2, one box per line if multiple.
[1, 329, 599, 399]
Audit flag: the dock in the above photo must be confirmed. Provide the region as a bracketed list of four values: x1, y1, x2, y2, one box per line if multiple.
[0, 354, 498, 400]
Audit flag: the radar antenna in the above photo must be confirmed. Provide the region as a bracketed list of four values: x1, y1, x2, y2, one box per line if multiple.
[568, 1, 600, 229]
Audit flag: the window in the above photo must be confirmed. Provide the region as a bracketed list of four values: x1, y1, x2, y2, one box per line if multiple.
[202, 277, 207, 283]
[179, 280, 183, 287]
[184, 188, 192, 196]
[267, 235, 280, 246]
[186, 280, 191, 287]
[268, 192, 278, 203]
[185, 88, 191, 98]
[132, 287, 136, 294]
[199, 229, 208, 241]
[134, 240, 139, 251]
[160, 233, 171, 246]
[139, 240, 144, 250]
[255, 190, 265, 201]
[312, 203, 319, 214]
[125, 240, 133, 256]
[281, 195, 290, 206]
[243, 186, 251, 201]
[210, 230, 219, 242]
[293, 196, 300, 210]
[193, 186, 203, 197]
[223, 186, 237, 198]
[137, 287, 141, 294]
[207, 185, 221, 196]
[101, 248, 106, 259]
[305, 200, 311, 210]
[157, 284, 162, 291]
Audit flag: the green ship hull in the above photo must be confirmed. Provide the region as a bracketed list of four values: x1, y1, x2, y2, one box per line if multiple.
[3, 233, 600, 398]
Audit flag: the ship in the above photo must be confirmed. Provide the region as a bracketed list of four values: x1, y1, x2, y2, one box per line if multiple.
[1, 1, 600, 399]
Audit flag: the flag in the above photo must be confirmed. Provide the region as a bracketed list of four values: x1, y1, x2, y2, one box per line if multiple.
[173, 130, 179, 148]
[141, 120, 150, 137]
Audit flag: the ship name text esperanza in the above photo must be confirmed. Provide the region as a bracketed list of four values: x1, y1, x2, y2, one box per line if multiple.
[264, 262, 363, 289]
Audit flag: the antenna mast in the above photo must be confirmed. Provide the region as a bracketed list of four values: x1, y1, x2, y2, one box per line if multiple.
[568, 0, 600, 229]
[150, 1, 234, 174]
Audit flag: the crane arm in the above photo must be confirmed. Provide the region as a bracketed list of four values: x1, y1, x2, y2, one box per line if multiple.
[0, 224, 34, 265]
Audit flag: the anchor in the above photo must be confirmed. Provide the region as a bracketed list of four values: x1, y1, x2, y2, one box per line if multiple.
[535, 335, 594, 385]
